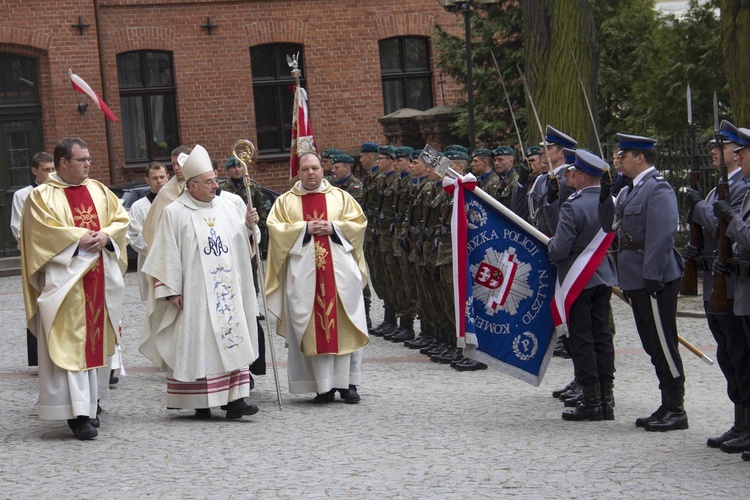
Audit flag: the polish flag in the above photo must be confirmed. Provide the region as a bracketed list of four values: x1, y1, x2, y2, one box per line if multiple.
[69, 69, 119, 122]
[289, 85, 316, 178]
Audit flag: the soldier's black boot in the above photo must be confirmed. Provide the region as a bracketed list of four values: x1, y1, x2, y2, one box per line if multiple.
[720, 406, 750, 453]
[635, 390, 667, 428]
[645, 390, 688, 432]
[600, 379, 615, 421]
[388, 316, 415, 342]
[562, 383, 603, 421]
[708, 405, 745, 448]
[371, 304, 397, 337]
[552, 378, 577, 399]
[406, 320, 434, 348]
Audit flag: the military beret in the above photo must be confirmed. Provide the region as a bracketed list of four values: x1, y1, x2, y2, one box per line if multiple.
[410, 149, 423, 161]
[445, 150, 469, 161]
[525, 146, 542, 157]
[568, 149, 607, 177]
[616, 133, 657, 154]
[541, 125, 578, 149]
[472, 148, 493, 159]
[445, 144, 469, 155]
[393, 146, 414, 159]
[493, 145, 515, 157]
[360, 142, 381, 153]
[711, 120, 741, 145]
[379, 145, 396, 156]
[733, 127, 750, 153]
[321, 148, 342, 159]
[225, 156, 240, 168]
[333, 154, 354, 165]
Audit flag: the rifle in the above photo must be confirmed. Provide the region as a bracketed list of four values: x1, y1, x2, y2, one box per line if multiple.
[681, 84, 700, 296]
[372, 176, 387, 243]
[416, 183, 437, 256]
[708, 91, 729, 313]
[400, 181, 422, 252]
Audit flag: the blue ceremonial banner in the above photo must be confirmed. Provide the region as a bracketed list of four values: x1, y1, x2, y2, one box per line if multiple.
[449, 179, 557, 386]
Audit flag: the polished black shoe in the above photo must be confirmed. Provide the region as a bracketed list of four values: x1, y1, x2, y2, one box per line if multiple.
[382, 328, 403, 340]
[562, 403, 603, 422]
[552, 379, 578, 399]
[743, 450, 750, 461]
[559, 386, 582, 402]
[344, 385, 361, 404]
[430, 346, 451, 363]
[707, 426, 744, 448]
[438, 347, 460, 364]
[194, 408, 212, 419]
[67, 417, 98, 440]
[635, 406, 666, 428]
[644, 410, 689, 432]
[109, 369, 119, 386]
[455, 359, 487, 372]
[720, 432, 750, 453]
[90, 416, 100, 428]
[552, 341, 571, 358]
[313, 389, 336, 404]
[225, 399, 259, 419]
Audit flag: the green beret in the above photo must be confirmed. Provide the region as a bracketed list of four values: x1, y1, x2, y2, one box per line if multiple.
[493, 145, 515, 157]
[472, 148, 493, 159]
[525, 146, 542, 157]
[321, 148, 342, 159]
[445, 150, 469, 161]
[410, 149, 423, 161]
[379, 145, 396, 156]
[393, 146, 414, 159]
[333, 154, 354, 165]
[445, 144, 469, 155]
[225, 156, 240, 168]
[360, 142, 380, 153]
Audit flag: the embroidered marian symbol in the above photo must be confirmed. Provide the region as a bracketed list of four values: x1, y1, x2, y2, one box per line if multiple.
[204, 227, 229, 256]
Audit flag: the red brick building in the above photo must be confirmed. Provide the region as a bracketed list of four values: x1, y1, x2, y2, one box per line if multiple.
[0, 0, 464, 257]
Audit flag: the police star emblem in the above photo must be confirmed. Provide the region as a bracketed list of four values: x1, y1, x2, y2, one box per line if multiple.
[469, 247, 533, 316]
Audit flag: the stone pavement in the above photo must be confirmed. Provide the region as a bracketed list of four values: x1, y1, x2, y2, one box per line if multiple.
[0, 271, 746, 498]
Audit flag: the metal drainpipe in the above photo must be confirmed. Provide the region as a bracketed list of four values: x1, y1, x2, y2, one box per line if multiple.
[93, 0, 116, 185]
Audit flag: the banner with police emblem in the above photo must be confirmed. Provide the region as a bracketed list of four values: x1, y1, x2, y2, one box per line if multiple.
[446, 174, 556, 386]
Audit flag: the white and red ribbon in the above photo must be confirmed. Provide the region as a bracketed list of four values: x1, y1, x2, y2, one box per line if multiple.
[290, 85, 316, 178]
[69, 69, 119, 122]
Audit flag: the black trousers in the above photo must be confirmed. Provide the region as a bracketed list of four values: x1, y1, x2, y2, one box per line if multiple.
[566, 285, 615, 386]
[628, 278, 685, 397]
[706, 300, 750, 406]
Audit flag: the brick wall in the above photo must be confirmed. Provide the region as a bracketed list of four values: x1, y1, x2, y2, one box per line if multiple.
[1, 0, 465, 192]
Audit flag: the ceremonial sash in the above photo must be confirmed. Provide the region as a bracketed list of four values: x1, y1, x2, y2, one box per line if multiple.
[63, 185, 105, 368]
[301, 192, 339, 354]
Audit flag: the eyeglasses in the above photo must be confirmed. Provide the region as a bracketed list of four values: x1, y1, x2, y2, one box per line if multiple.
[191, 178, 219, 186]
[71, 157, 93, 165]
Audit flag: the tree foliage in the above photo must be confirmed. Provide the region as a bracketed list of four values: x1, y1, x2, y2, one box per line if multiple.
[434, 0, 729, 148]
[720, 0, 750, 125]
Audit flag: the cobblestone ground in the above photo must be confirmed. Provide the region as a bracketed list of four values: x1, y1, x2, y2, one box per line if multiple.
[0, 272, 745, 498]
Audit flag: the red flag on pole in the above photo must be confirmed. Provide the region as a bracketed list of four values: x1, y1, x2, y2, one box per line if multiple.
[69, 69, 119, 122]
[289, 85, 316, 178]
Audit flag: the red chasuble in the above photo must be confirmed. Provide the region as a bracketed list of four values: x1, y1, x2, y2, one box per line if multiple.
[301, 192, 339, 354]
[64, 185, 106, 367]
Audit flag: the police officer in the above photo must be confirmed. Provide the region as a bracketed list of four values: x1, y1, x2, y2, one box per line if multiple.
[549, 150, 617, 421]
[684, 120, 750, 449]
[599, 133, 687, 432]
[713, 126, 750, 458]
[531, 125, 577, 237]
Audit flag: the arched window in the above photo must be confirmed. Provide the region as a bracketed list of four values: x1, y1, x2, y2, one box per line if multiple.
[379, 36, 433, 114]
[250, 43, 304, 155]
[117, 51, 179, 164]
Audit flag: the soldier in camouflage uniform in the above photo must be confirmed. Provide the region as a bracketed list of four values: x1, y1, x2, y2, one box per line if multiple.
[493, 145, 519, 210]
[371, 145, 400, 336]
[320, 148, 341, 184]
[471, 148, 503, 201]
[359, 142, 384, 331]
[331, 153, 373, 329]
[221, 155, 268, 292]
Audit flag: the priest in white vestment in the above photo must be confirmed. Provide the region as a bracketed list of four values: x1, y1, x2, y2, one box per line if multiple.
[140, 145, 261, 420]
[266, 153, 369, 403]
[20, 138, 129, 440]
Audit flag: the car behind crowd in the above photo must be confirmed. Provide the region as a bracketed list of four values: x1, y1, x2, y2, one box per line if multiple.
[110, 180, 280, 265]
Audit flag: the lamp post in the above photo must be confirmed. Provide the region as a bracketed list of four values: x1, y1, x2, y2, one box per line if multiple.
[437, 0, 501, 151]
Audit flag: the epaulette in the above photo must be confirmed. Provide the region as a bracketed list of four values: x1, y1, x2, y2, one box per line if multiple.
[654, 175, 666, 182]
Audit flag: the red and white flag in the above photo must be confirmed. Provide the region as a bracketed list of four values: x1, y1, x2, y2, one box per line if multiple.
[289, 85, 316, 178]
[69, 69, 119, 122]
